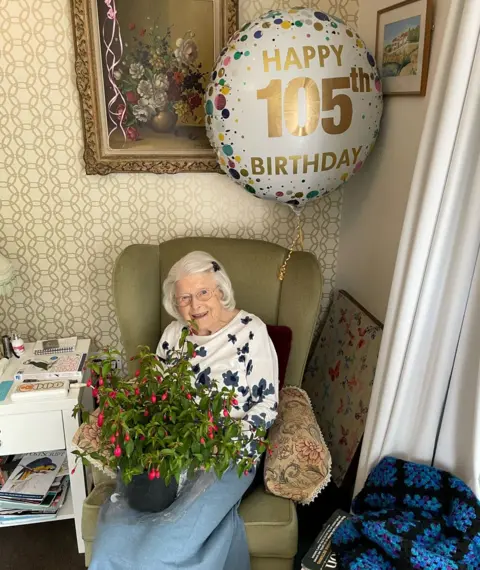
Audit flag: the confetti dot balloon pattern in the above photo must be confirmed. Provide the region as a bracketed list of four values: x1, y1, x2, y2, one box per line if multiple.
[205, 8, 383, 207]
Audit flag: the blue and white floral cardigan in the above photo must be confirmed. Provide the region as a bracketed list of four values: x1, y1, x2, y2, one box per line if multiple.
[156, 310, 279, 435]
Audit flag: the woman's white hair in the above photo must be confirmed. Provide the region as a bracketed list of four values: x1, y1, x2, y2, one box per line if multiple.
[163, 251, 236, 321]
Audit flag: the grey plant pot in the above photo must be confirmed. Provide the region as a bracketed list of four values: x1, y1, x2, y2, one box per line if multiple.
[125, 471, 178, 513]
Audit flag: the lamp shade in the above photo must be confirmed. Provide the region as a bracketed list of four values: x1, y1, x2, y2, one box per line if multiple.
[0, 254, 15, 297]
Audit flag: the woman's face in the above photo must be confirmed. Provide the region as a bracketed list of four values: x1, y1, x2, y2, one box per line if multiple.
[175, 272, 226, 335]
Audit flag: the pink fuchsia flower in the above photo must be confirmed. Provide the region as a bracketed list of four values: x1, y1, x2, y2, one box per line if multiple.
[295, 440, 327, 463]
[161, 392, 168, 401]
[126, 127, 140, 141]
[114, 446, 122, 457]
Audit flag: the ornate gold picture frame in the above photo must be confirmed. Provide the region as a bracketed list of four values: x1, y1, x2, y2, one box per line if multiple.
[71, 0, 238, 174]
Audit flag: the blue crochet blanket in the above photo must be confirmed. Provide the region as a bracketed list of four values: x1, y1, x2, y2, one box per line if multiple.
[332, 457, 480, 569]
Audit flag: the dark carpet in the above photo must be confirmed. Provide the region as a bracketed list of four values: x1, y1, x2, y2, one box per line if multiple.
[1, 520, 85, 570]
[1, 480, 351, 570]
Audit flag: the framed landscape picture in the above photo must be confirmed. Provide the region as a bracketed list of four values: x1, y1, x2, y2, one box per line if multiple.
[71, 0, 238, 174]
[376, 0, 433, 96]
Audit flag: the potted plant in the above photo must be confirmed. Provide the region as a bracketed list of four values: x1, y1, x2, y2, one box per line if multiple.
[73, 326, 269, 512]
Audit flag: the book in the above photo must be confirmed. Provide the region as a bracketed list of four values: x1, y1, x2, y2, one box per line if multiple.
[0, 451, 66, 502]
[0, 380, 13, 402]
[33, 336, 77, 355]
[13, 352, 86, 382]
[11, 379, 69, 401]
[0, 513, 57, 525]
[301, 509, 351, 570]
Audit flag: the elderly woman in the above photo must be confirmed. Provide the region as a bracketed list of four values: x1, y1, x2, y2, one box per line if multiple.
[89, 251, 279, 570]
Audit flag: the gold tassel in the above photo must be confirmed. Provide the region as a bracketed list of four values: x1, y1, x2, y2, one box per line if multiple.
[278, 210, 304, 281]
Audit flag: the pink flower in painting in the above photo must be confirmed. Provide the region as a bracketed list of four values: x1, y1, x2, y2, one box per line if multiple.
[126, 126, 140, 141]
[116, 103, 127, 123]
[126, 91, 139, 104]
[295, 440, 326, 463]
[188, 93, 202, 110]
[128, 23, 136, 31]
[139, 28, 146, 37]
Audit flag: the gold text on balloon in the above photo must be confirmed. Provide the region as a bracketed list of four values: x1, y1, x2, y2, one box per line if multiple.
[250, 147, 363, 175]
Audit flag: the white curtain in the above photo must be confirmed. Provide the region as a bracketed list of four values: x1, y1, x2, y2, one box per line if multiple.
[355, 0, 480, 496]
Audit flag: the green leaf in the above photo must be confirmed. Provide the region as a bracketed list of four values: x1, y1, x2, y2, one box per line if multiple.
[125, 440, 135, 457]
[213, 398, 222, 416]
[82, 411, 90, 424]
[160, 448, 175, 456]
[102, 361, 112, 377]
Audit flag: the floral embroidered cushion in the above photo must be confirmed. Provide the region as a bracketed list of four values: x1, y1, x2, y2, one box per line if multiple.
[266, 324, 292, 390]
[303, 290, 383, 486]
[264, 386, 331, 504]
[72, 408, 116, 479]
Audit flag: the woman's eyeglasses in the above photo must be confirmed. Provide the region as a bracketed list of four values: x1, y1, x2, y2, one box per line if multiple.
[175, 286, 219, 307]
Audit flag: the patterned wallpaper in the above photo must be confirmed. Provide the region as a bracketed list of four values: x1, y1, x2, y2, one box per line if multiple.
[0, 0, 359, 349]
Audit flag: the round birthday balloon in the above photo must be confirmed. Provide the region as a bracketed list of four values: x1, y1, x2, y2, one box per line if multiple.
[205, 8, 383, 207]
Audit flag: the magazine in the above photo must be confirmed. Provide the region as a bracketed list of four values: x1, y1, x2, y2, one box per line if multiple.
[302, 509, 351, 570]
[0, 451, 66, 502]
[0, 478, 70, 516]
[13, 353, 86, 381]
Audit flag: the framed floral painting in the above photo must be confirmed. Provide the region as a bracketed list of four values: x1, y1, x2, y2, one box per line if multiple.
[71, 0, 238, 174]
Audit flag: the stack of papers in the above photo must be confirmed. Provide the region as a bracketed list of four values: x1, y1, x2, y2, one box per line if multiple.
[0, 451, 69, 524]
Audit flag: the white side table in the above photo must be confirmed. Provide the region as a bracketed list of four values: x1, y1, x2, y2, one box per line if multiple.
[0, 339, 92, 553]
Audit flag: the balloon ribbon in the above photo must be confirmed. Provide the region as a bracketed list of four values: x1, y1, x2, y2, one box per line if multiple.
[278, 213, 304, 281]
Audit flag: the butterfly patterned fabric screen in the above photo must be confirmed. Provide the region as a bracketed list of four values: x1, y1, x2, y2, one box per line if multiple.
[303, 290, 383, 486]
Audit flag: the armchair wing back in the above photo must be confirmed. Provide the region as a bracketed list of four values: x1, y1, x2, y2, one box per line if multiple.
[113, 238, 323, 387]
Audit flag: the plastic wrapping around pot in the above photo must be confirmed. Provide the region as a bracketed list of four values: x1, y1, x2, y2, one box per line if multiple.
[98, 468, 217, 527]
[125, 471, 178, 513]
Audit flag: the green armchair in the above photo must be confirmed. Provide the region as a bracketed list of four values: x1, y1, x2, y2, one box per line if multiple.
[82, 237, 323, 570]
